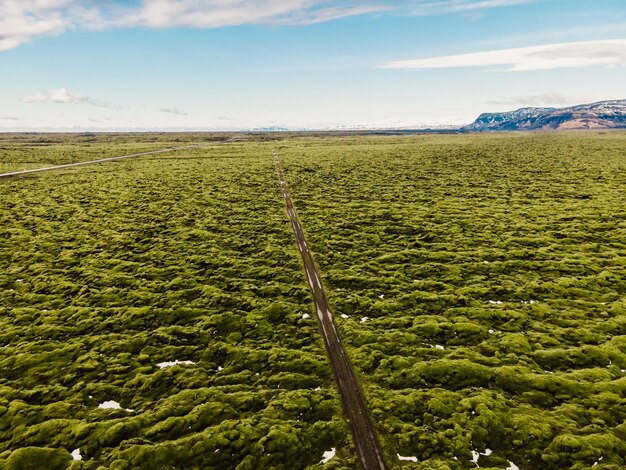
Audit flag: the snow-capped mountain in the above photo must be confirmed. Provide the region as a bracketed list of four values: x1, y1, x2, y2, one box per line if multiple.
[464, 100, 626, 131]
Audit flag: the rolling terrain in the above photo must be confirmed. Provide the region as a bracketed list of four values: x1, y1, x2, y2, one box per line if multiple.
[1, 131, 626, 469]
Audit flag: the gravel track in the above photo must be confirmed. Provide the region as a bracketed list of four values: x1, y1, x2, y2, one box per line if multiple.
[274, 149, 388, 470]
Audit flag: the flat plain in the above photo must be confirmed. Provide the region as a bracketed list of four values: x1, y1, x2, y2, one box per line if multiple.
[1, 131, 625, 469]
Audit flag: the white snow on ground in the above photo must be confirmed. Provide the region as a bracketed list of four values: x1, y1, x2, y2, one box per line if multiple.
[302, 313, 310, 319]
[435, 345, 445, 350]
[397, 454, 418, 462]
[506, 461, 520, 470]
[360, 317, 370, 323]
[341, 314, 350, 319]
[98, 401, 121, 410]
[521, 300, 537, 305]
[593, 456, 604, 466]
[488, 300, 503, 305]
[71, 448, 82, 461]
[218, 366, 223, 371]
[320, 448, 336, 464]
[98, 401, 134, 412]
[472, 449, 493, 467]
[156, 360, 195, 369]
[488, 329, 495, 334]
[379, 294, 385, 299]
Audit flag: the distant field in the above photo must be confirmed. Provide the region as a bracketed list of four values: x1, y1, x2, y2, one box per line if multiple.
[0, 133, 230, 173]
[1, 131, 625, 469]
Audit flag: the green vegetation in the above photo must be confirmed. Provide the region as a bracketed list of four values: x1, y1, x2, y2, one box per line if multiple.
[279, 131, 626, 469]
[0, 136, 353, 469]
[0, 133, 229, 173]
[2, 131, 626, 469]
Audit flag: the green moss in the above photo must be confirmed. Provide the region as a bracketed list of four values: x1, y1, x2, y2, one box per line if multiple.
[5, 447, 71, 470]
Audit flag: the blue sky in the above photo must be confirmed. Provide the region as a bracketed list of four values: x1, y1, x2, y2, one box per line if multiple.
[0, 0, 625, 130]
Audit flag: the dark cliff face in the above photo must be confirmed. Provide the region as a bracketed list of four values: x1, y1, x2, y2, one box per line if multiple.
[464, 100, 626, 131]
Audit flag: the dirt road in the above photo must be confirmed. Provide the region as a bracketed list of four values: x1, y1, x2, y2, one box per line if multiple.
[0, 138, 239, 179]
[273, 149, 388, 470]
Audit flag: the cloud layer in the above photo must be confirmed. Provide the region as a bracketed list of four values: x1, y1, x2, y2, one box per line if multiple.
[409, 0, 533, 15]
[22, 88, 111, 107]
[380, 39, 626, 71]
[0, 0, 536, 51]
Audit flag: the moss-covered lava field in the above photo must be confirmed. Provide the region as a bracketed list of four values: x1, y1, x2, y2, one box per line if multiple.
[1, 131, 625, 469]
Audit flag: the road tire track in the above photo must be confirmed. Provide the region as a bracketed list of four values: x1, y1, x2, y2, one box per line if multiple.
[274, 149, 388, 470]
[0, 137, 240, 179]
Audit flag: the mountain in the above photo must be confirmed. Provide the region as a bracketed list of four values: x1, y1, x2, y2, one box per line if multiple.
[463, 99, 626, 132]
[251, 126, 291, 132]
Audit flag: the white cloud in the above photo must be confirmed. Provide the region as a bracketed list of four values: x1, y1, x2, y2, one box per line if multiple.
[380, 39, 626, 71]
[160, 107, 188, 116]
[0, 0, 74, 51]
[22, 88, 113, 107]
[0, 0, 540, 51]
[0, 1, 389, 49]
[409, 0, 534, 15]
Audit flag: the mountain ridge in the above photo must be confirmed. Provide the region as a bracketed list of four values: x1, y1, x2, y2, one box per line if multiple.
[464, 99, 626, 131]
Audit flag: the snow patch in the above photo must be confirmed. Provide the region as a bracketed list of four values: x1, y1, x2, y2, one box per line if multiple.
[98, 401, 121, 410]
[302, 313, 310, 319]
[397, 454, 418, 462]
[506, 461, 520, 470]
[360, 316, 370, 323]
[320, 447, 336, 464]
[489, 300, 503, 305]
[435, 345, 445, 350]
[341, 314, 350, 319]
[157, 360, 195, 369]
[71, 448, 82, 461]
[472, 449, 493, 467]
[488, 329, 495, 334]
[379, 294, 385, 299]
[98, 400, 133, 412]
[218, 366, 223, 371]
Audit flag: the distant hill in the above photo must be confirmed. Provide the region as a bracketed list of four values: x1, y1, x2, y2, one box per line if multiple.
[463, 99, 626, 132]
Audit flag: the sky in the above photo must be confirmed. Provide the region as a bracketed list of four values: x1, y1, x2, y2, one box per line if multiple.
[0, 0, 625, 131]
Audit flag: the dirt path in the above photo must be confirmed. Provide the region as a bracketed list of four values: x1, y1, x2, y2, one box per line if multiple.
[0, 138, 240, 179]
[273, 149, 388, 470]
